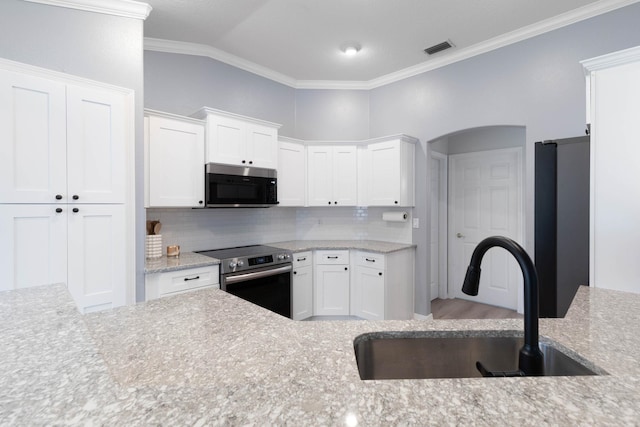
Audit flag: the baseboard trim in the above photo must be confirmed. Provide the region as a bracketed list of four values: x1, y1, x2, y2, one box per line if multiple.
[414, 313, 433, 321]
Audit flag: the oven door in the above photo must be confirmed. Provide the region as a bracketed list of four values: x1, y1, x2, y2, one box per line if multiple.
[221, 264, 292, 318]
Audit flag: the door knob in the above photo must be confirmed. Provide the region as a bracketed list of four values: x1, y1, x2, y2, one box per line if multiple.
[456, 233, 465, 238]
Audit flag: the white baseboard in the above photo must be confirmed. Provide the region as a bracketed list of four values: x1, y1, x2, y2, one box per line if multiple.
[414, 313, 433, 321]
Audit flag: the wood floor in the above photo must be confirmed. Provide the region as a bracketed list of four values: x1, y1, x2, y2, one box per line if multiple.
[431, 298, 522, 320]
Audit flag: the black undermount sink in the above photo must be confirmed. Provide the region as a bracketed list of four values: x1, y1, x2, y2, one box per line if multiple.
[353, 330, 606, 380]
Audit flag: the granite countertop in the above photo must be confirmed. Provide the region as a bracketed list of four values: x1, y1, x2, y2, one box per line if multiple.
[144, 251, 220, 274]
[270, 239, 416, 253]
[2, 284, 639, 425]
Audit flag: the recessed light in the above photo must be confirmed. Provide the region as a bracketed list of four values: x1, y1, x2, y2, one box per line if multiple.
[340, 42, 361, 56]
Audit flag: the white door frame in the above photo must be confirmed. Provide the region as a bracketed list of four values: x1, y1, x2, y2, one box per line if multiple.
[429, 151, 449, 300]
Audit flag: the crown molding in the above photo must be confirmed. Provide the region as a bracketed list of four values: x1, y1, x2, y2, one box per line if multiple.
[581, 45, 640, 71]
[144, 0, 639, 90]
[23, 0, 152, 20]
[144, 38, 298, 88]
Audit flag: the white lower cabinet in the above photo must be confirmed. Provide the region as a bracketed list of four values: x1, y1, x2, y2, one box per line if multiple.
[145, 265, 220, 301]
[67, 204, 126, 313]
[351, 249, 415, 320]
[0, 204, 126, 313]
[313, 250, 350, 315]
[292, 251, 313, 320]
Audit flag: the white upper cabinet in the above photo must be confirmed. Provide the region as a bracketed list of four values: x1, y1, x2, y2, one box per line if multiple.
[0, 70, 67, 203]
[192, 107, 280, 169]
[277, 138, 306, 206]
[0, 70, 127, 204]
[145, 110, 205, 208]
[307, 145, 357, 206]
[362, 137, 416, 207]
[66, 84, 127, 204]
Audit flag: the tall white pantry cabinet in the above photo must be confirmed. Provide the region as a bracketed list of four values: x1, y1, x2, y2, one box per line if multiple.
[0, 62, 134, 313]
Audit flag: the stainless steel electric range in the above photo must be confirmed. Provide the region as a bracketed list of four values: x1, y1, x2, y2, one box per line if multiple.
[197, 245, 292, 318]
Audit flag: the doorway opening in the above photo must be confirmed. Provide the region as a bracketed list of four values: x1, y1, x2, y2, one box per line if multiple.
[428, 126, 526, 312]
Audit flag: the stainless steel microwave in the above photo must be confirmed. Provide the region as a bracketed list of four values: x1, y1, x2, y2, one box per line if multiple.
[205, 163, 278, 208]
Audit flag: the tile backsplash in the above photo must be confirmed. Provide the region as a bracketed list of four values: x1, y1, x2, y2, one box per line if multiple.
[146, 207, 413, 253]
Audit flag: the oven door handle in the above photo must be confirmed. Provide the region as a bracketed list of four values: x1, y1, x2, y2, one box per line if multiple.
[224, 264, 292, 284]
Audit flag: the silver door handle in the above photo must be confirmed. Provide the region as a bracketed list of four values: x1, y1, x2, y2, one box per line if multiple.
[224, 264, 292, 284]
[456, 233, 465, 238]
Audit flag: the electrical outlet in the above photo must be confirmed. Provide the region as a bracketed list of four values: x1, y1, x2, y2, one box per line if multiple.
[413, 218, 419, 228]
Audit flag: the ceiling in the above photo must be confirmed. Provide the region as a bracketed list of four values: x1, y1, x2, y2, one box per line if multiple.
[142, 0, 637, 88]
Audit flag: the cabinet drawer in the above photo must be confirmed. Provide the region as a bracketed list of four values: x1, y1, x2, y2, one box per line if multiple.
[356, 252, 386, 269]
[293, 251, 312, 268]
[315, 250, 349, 265]
[146, 265, 219, 300]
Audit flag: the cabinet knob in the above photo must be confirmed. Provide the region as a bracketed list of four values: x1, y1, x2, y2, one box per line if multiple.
[242, 160, 246, 164]
[328, 201, 331, 205]
[379, 272, 383, 276]
[72, 208, 79, 213]
[394, 201, 398, 204]
[55, 194, 63, 200]
[344, 267, 348, 271]
[55, 208, 63, 213]
[198, 200, 203, 205]
[72, 195, 79, 200]
[249, 161, 253, 165]
[293, 271, 297, 275]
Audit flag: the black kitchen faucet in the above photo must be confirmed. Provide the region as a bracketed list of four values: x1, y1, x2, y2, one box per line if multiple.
[462, 236, 544, 376]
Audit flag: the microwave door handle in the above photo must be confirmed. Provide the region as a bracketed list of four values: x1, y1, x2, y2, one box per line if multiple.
[224, 264, 292, 284]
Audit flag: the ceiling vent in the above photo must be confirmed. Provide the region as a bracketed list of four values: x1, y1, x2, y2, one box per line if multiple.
[424, 40, 454, 55]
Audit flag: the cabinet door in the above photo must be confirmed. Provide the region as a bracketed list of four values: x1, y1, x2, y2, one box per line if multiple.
[247, 123, 278, 169]
[0, 70, 67, 203]
[292, 265, 313, 320]
[67, 204, 125, 313]
[314, 264, 350, 315]
[332, 146, 358, 206]
[277, 141, 306, 206]
[353, 265, 385, 320]
[0, 205, 67, 290]
[148, 116, 205, 207]
[368, 140, 401, 206]
[206, 115, 245, 165]
[307, 146, 333, 206]
[66, 85, 127, 204]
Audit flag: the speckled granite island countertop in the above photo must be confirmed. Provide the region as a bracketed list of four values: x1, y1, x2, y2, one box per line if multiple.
[270, 239, 416, 253]
[144, 251, 220, 274]
[2, 285, 640, 425]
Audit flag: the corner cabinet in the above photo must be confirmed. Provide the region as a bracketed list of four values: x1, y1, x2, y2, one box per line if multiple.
[307, 145, 358, 206]
[0, 64, 134, 313]
[277, 138, 306, 207]
[351, 249, 415, 320]
[313, 250, 350, 315]
[144, 110, 205, 208]
[191, 107, 281, 169]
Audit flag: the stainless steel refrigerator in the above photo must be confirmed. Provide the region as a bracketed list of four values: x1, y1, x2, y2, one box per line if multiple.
[535, 136, 590, 318]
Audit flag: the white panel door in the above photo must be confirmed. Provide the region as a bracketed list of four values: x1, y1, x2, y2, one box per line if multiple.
[66, 85, 126, 204]
[307, 146, 333, 206]
[449, 148, 523, 310]
[590, 60, 640, 293]
[332, 146, 358, 206]
[0, 204, 67, 290]
[368, 140, 400, 206]
[277, 141, 306, 206]
[247, 123, 277, 169]
[148, 115, 205, 207]
[0, 70, 67, 203]
[314, 264, 350, 315]
[67, 204, 126, 313]
[206, 115, 245, 165]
